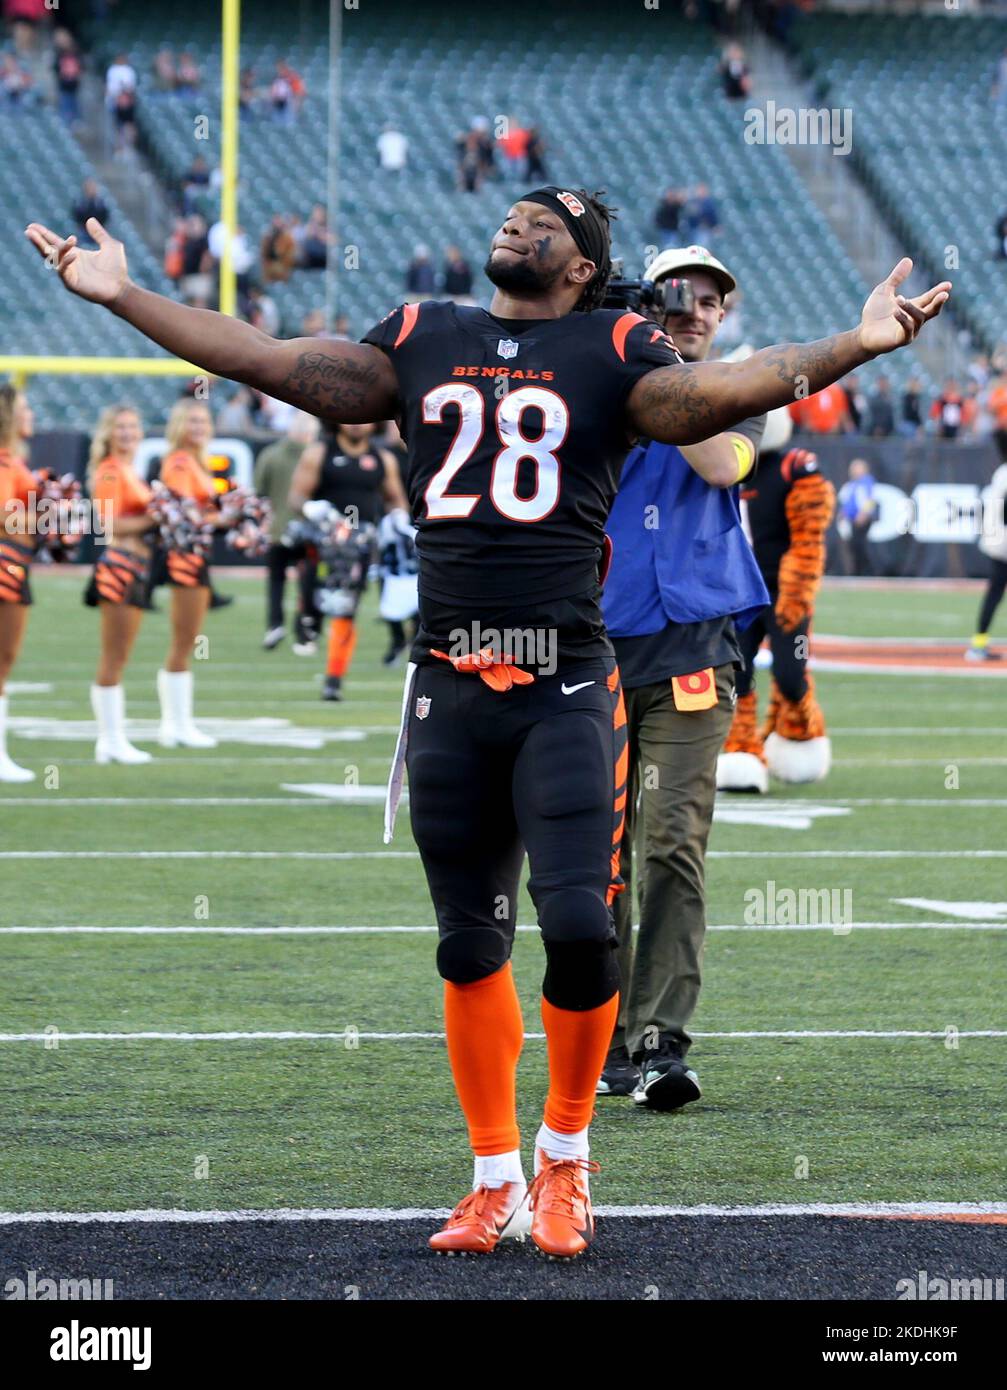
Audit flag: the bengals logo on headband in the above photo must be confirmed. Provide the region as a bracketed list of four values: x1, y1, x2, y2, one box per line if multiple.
[556, 190, 586, 217]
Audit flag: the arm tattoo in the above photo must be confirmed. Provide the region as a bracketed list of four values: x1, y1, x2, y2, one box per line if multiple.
[632, 331, 864, 445]
[281, 349, 386, 422]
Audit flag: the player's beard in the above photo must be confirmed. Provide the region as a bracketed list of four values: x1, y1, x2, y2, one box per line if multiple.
[483, 250, 564, 296]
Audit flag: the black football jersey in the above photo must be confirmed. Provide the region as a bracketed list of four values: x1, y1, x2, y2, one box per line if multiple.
[314, 440, 385, 526]
[741, 447, 820, 590]
[362, 302, 681, 627]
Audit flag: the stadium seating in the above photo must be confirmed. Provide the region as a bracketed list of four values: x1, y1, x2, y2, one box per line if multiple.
[5, 0, 984, 425]
[789, 9, 1007, 355]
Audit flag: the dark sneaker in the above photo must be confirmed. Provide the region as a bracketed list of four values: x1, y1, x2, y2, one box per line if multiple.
[209, 591, 234, 610]
[633, 1037, 701, 1112]
[596, 1045, 642, 1097]
[322, 675, 343, 701]
[382, 638, 407, 667]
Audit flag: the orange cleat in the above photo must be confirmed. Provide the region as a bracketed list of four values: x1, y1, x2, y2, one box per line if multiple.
[428, 1182, 530, 1255]
[527, 1153, 599, 1259]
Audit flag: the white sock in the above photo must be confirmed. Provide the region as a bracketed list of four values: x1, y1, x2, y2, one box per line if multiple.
[473, 1149, 524, 1190]
[535, 1123, 589, 1171]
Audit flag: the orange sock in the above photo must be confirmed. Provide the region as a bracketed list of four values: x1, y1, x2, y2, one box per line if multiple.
[541, 992, 619, 1134]
[444, 962, 524, 1156]
[326, 617, 357, 677]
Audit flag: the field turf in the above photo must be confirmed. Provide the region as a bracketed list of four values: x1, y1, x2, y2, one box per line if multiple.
[1, 571, 1004, 1298]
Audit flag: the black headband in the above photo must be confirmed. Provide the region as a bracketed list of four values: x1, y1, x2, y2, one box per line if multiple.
[523, 187, 610, 278]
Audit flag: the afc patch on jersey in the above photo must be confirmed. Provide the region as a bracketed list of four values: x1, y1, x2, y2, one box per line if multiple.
[415, 694, 432, 720]
[496, 338, 519, 360]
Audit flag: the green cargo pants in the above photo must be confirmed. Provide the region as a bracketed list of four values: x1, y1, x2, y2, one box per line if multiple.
[612, 664, 736, 1058]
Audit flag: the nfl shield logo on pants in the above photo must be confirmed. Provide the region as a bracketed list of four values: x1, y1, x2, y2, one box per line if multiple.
[497, 338, 519, 360]
[415, 695, 431, 720]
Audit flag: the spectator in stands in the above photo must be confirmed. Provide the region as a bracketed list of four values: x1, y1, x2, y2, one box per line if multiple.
[472, 116, 496, 178]
[270, 60, 305, 125]
[164, 218, 186, 284]
[930, 378, 970, 439]
[900, 375, 925, 437]
[525, 125, 547, 181]
[72, 180, 109, 247]
[497, 115, 529, 175]
[239, 67, 258, 118]
[406, 244, 436, 296]
[997, 209, 1007, 260]
[839, 459, 878, 576]
[986, 365, 1007, 463]
[455, 129, 485, 192]
[112, 84, 138, 156]
[377, 122, 408, 171]
[175, 50, 200, 97]
[992, 46, 1007, 109]
[2, 51, 32, 108]
[441, 245, 473, 299]
[867, 374, 895, 437]
[301, 205, 333, 270]
[333, 314, 351, 340]
[53, 28, 82, 127]
[152, 45, 177, 97]
[719, 42, 751, 100]
[301, 308, 327, 337]
[181, 154, 212, 216]
[246, 283, 280, 337]
[789, 382, 854, 435]
[968, 353, 991, 389]
[179, 214, 214, 306]
[260, 214, 298, 284]
[105, 50, 136, 113]
[844, 372, 867, 432]
[208, 220, 254, 298]
[682, 183, 720, 241]
[654, 188, 685, 247]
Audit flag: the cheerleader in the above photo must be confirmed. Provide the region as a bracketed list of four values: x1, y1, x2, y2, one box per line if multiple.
[84, 404, 157, 764]
[155, 398, 222, 748]
[0, 385, 38, 783]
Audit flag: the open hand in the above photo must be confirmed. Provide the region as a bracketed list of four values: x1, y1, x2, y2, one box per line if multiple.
[858, 258, 951, 357]
[24, 218, 129, 307]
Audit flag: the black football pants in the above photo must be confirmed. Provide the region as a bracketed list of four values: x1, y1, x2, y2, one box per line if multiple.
[406, 658, 627, 1011]
[735, 606, 810, 704]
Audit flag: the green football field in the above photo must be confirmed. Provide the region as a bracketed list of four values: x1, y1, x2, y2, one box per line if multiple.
[1, 571, 1005, 1215]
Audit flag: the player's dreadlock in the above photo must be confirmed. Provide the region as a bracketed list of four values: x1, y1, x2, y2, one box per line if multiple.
[573, 189, 617, 313]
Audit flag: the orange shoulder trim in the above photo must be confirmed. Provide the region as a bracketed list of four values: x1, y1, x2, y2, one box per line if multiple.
[612, 311, 647, 363]
[394, 302, 420, 349]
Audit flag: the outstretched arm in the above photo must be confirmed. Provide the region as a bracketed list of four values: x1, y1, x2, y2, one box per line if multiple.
[628, 260, 950, 445]
[24, 218, 399, 424]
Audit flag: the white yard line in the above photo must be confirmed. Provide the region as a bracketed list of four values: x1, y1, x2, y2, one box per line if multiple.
[0, 1029, 1002, 1043]
[1, 1200, 1005, 1226]
[2, 849, 1005, 860]
[6, 795, 1007, 809]
[2, 921, 1004, 935]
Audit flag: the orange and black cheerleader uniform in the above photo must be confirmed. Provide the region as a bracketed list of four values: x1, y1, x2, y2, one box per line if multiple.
[0, 449, 37, 606]
[156, 450, 216, 589]
[84, 456, 155, 609]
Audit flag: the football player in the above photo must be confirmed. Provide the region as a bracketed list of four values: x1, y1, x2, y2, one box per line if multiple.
[288, 421, 406, 699]
[26, 194, 949, 1258]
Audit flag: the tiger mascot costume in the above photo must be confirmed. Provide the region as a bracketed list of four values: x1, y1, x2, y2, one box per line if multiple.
[718, 407, 836, 793]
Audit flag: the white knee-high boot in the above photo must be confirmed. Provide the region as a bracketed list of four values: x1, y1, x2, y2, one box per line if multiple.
[157, 669, 217, 749]
[91, 684, 152, 765]
[0, 694, 35, 783]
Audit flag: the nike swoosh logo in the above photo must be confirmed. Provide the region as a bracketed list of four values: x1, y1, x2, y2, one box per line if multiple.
[561, 681, 595, 695]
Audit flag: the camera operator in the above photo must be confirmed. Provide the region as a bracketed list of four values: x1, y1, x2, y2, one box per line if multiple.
[598, 247, 769, 1110]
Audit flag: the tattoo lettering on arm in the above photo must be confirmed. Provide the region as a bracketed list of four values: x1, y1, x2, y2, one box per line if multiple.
[627, 330, 863, 445]
[277, 344, 398, 423]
